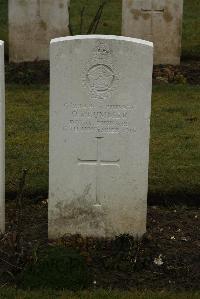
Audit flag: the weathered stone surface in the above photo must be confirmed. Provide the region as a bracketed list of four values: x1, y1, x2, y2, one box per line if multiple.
[9, 0, 70, 62]
[122, 0, 183, 65]
[0, 41, 5, 233]
[49, 35, 153, 238]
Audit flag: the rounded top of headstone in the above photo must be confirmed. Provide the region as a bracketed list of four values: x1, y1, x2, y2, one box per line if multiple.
[0, 41, 4, 46]
[50, 35, 153, 48]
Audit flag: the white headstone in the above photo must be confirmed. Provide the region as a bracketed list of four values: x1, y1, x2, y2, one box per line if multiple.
[0, 41, 5, 234]
[9, 0, 70, 62]
[122, 0, 183, 65]
[49, 35, 153, 238]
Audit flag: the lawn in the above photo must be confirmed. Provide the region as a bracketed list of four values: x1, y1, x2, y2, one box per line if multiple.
[0, 289, 199, 299]
[6, 84, 49, 199]
[0, 0, 200, 59]
[182, 0, 200, 59]
[5, 84, 200, 203]
[149, 84, 200, 204]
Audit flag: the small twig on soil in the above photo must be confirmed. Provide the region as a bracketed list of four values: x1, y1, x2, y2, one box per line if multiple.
[16, 169, 28, 208]
[16, 169, 28, 250]
[5, 271, 15, 281]
[0, 283, 8, 288]
[0, 257, 22, 270]
[133, 240, 141, 264]
[0, 248, 10, 257]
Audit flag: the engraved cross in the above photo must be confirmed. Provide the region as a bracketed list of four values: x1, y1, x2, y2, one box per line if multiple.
[78, 137, 120, 205]
[141, 1, 165, 38]
[141, 7, 164, 14]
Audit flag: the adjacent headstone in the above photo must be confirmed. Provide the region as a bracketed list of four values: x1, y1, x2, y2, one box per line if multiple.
[49, 35, 153, 238]
[0, 41, 5, 233]
[122, 0, 183, 65]
[9, 0, 70, 62]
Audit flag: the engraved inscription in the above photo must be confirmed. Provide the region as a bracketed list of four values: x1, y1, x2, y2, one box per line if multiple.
[63, 103, 136, 134]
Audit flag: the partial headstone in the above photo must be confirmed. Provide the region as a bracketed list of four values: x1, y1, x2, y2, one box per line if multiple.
[0, 41, 5, 233]
[49, 35, 153, 238]
[9, 0, 70, 62]
[122, 0, 183, 65]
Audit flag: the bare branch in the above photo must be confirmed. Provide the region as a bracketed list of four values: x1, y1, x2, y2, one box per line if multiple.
[92, 1, 107, 34]
[80, 6, 86, 34]
[68, 4, 74, 36]
[87, 0, 107, 34]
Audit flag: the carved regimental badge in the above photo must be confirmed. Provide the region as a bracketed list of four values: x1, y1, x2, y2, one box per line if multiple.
[82, 41, 119, 101]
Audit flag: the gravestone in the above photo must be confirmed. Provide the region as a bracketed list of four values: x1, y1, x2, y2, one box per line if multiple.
[49, 35, 153, 238]
[9, 0, 70, 62]
[0, 41, 5, 233]
[122, 0, 183, 65]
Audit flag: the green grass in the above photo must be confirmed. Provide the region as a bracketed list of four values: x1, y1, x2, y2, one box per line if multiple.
[5, 84, 200, 202]
[149, 84, 200, 203]
[0, 0, 199, 59]
[0, 289, 199, 299]
[6, 85, 49, 198]
[182, 0, 200, 59]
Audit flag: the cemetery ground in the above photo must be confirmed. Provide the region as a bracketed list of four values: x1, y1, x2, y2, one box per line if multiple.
[0, 290, 199, 299]
[0, 0, 200, 297]
[0, 83, 199, 295]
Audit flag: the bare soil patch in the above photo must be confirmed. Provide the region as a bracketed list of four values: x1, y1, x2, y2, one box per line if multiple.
[5, 60, 200, 85]
[0, 200, 199, 291]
